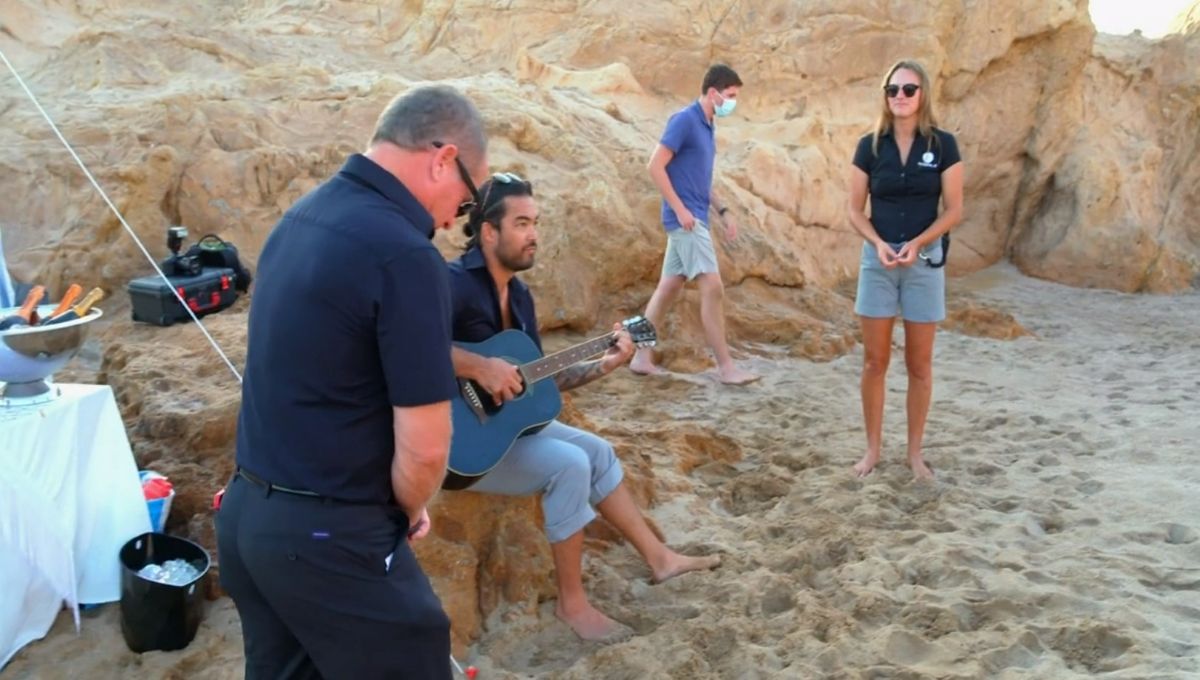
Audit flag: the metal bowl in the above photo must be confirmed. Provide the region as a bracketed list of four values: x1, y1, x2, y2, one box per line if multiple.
[0, 304, 103, 399]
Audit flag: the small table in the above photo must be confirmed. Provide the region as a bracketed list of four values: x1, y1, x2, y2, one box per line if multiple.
[0, 384, 152, 668]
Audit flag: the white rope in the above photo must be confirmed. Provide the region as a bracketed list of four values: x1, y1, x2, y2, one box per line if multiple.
[0, 48, 243, 384]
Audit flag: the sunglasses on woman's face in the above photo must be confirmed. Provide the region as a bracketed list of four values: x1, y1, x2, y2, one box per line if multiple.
[432, 141, 481, 217]
[884, 83, 920, 99]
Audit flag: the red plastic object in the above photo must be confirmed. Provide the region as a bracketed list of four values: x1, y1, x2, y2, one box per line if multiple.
[142, 477, 174, 500]
[466, 667, 478, 679]
[212, 488, 225, 511]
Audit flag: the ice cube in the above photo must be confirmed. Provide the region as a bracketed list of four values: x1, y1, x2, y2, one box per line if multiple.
[137, 559, 200, 585]
[137, 564, 165, 582]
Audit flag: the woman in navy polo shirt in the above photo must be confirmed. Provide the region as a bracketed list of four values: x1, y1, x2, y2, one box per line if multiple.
[847, 59, 964, 480]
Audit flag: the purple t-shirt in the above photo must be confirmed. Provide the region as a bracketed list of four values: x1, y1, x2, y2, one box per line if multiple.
[659, 101, 716, 231]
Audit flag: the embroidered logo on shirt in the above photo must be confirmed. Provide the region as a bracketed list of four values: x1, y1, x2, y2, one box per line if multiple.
[918, 151, 937, 169]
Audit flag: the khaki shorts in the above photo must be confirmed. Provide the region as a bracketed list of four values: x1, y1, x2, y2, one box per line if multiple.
[662, 221, 719, 280]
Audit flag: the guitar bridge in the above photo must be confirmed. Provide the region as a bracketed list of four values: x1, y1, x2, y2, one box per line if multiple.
[460, 379, 489, 422]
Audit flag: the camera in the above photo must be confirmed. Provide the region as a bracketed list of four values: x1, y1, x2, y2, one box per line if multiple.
[161, 226, 202, 277]
[167, 254, 202, 277]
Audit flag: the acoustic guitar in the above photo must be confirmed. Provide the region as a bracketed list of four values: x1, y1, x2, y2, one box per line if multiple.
[443, 316, 656, 490]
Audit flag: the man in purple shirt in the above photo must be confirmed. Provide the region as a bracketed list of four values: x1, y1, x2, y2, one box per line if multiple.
[630, 64, 759, 385]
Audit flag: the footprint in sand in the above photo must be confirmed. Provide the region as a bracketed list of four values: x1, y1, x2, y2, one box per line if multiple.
[760, 581, 796, 615]
[1047, 624, 1136, 675]
[1164, 523, 1197, 545]
[882, 629, 939, 666]
[771, 451, 825, 472]
[898, 603, 963, 639]
[971, 462, 1005, 477]
[720, 473, 789, 516]
[690, 623, 740, 667]
[976, 415, 1009, 430]
[989, 498, 1021, 513]
[980, 632, 1047, 673]
[691, 461, 739, 487]
[1034, 454, 1061, 467]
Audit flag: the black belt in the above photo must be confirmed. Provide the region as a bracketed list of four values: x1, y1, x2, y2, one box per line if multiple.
[237, 468, 324, 499]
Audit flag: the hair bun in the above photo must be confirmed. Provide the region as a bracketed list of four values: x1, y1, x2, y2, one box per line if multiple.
[463, 210, 484, 239]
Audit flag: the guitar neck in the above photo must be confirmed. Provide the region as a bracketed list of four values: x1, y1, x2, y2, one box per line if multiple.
[521, 334, 615, 383]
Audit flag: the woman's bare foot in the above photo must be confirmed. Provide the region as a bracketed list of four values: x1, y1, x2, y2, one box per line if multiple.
[853, 451, 880, 478]
[651, 551, 722, 584]
[909, 456, 934, 481]
[554, 601, 633, 642]
[717, 365, 760, 385]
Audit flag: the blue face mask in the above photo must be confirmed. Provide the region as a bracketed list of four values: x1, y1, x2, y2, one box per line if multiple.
[714, 91, 737, 118]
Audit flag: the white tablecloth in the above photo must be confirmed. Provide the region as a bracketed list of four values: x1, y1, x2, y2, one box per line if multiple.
[0, 384, 152, 669]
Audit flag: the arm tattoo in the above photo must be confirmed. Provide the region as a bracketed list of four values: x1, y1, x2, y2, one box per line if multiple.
[553, 360, 608, 392]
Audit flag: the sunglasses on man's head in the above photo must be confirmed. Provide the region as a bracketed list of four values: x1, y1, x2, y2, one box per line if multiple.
[432, 141, 481, 217]
[884, 83, 920, 99]
[478, 171, 534, 216]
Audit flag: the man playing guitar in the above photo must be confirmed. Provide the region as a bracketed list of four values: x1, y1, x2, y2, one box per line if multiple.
[447, 174, 720, 642]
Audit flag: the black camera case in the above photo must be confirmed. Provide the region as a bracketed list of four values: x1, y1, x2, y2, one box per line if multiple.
[127, 267, 239, 327]
[126, 231, 251, 326]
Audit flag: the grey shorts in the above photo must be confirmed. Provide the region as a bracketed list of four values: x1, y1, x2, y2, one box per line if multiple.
[662, 221, 719, 280]
[854, 240, 946, 323]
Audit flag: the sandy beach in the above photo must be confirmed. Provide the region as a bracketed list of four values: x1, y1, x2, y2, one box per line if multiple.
[6, 262, 1198, 678]
[3, 0, 1199, 676]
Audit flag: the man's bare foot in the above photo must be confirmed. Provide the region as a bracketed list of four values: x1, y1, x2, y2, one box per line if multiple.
[853, 452, 880, 478]
[629, 360, 668, 376]
[630, 350, 668, 376]
[717, 365, 760, 385]
[909, 457, 934, 481]
[554, 602, 633, 643]
[651, 551, 722, 584]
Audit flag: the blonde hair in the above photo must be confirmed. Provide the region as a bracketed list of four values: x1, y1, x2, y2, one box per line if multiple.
[871, 60, 938, 156]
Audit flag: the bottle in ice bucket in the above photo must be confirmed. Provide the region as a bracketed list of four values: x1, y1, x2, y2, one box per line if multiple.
[0, 285, 45, 330]
[41, 286, 104, 325]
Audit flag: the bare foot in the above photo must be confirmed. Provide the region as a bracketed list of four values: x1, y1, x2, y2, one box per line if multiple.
[853, 452, 880, 478]
[629, 359, 668, 376]
[554, 602, 633, 643]
[651, 551, 722, 584]
[629, 349, 668, 376]
[717, 365, 760, 385]
[909, 457, 934, 481]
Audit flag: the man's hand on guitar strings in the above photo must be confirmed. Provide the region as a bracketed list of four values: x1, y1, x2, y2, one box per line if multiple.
[478, 356, 524, 404]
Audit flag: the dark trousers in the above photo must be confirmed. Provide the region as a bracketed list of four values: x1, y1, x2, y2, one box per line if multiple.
[215, 474, 452, 680]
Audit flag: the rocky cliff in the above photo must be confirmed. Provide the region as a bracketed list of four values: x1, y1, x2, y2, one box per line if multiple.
[2, 0, 1197, 651]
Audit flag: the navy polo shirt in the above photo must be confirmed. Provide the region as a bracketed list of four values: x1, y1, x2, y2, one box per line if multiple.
[446, 246, 541, 350]
[852, 128, 961, 243]
[659, 101, 716, 232]
[236, 154, 456, 505]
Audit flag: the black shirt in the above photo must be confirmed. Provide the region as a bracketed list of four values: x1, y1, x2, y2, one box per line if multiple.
[236, 154, 456, 504]
[852, 128, 961, 243]
[446, 246, 541, 350]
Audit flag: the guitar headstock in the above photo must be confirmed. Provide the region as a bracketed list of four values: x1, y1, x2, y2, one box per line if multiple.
[621, 315, 657, 348]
